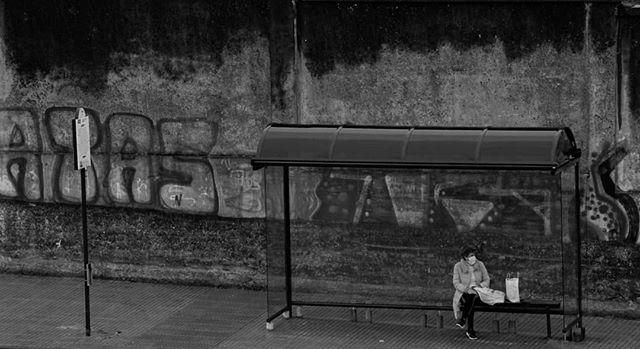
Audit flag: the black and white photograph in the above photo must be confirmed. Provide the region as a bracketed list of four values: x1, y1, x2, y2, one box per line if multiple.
[0, 0, 639, 348]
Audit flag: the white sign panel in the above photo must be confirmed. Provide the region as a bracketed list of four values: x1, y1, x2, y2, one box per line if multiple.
[73, 108, 91, 170]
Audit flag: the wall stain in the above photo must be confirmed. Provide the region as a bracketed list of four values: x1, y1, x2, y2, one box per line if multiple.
[298, 2, 600, 77]
[3, 0, 269, 88]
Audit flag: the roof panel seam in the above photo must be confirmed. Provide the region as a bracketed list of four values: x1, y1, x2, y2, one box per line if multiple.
[401, 127, 415, 161]
[550, 130, 562, 163]
[328, 126, 343, 161]
[475, 127, 490, 163]
[255, 124, 272, 161]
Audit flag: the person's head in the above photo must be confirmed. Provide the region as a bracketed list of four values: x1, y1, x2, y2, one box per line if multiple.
[460, 246, 477, 265]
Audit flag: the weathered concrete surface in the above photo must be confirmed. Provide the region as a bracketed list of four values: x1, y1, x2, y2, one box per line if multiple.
[0, 1, 623, 225]
[296, 3, 615, 156]
[287, 1, 639, 314]
[292, 1, 635, 240]
[299, 43, 606, 145]
[0, 200, 265, 288]
[0, 0, 272, 218]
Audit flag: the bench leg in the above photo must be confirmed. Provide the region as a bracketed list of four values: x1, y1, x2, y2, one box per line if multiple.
[493, 314, 500, 333]
[437, 311, 443, 329]
[574, 326, 586, 342]
[365, 309, 373, 323]
[507, 318, 517, 334]
[546, 313, 551, 338]
[422, 314, 428, 328]
[350, 307, 357, 322]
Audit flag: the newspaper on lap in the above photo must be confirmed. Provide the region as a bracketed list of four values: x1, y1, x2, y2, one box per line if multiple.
[474, 286, 505, 305]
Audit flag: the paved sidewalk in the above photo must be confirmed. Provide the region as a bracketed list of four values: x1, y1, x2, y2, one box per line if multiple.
[0, 274, 639, 348]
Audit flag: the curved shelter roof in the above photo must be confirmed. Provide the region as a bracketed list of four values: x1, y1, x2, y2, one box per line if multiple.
[251, 124, 581, 172]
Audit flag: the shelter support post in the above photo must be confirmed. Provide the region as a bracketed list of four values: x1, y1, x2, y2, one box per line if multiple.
[546, 312, 551, 338]
[574, 163, 585, 341]
[81, 167, 91, 337]
[283, 166, 293, 318]
[561, 164, 585, 341]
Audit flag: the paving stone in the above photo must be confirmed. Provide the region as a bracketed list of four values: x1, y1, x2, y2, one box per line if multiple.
[1, 274, 639, 348]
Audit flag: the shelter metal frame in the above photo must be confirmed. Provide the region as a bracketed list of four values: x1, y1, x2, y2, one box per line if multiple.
[252, 124, 585, 339]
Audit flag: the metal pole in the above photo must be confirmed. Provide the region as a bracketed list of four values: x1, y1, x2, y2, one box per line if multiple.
[574, 164, 583, 327]
[81, 167, 91, 336]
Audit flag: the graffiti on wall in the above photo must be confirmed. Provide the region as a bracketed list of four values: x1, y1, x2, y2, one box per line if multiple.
[385, 173, 429, 227]
[0, 106, 262, 218]
[213, 158, 262, 218]
[2, 105, 640, 244]
[289, 165, 640, 245]
[583, 139, 640, 244]
[289, 169, 557, 234]
[106, 112, 155, 206]
[0, 108, 43, 201]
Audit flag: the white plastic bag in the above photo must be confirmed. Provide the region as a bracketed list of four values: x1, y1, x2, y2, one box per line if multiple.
[505, 272, 520, 303]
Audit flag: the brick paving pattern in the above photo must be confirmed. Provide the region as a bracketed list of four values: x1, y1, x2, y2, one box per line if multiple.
[0, 274, 638, 348]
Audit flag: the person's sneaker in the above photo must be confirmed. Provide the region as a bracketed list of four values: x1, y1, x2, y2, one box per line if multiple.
[456, 318, 466, 328]
[466, 330, 478, 340]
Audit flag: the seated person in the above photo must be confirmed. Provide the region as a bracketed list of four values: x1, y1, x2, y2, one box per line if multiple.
[452, 246, 490, 340]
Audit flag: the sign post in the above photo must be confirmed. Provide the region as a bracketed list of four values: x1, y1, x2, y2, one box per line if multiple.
[72, 108, 91, 336]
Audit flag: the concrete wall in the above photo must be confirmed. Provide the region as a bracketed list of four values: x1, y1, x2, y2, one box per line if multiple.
[1, 0, 640, 312]
[0, 0, 273, 218]
[287, 1, 640, 243]
[0, 0, 273, 287]
[278, 1, 640, 310]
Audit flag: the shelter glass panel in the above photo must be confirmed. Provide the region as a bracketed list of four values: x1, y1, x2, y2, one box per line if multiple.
[286, 167, 570, 310]
[264, 166, 287, 319]
[561, 166, 580, 328]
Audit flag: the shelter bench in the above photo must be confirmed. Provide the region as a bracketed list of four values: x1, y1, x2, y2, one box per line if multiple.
[288, 300, 562, 339]
[469, 301, 562, 338]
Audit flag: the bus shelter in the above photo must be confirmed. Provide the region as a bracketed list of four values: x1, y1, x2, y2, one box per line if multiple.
[251, 124, 584, 339]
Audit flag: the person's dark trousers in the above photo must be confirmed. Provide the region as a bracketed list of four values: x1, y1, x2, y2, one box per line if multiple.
[461, 293, 478, 331]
